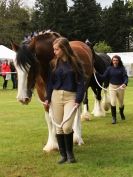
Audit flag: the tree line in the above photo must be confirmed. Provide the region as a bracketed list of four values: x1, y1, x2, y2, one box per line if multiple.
[0, 0, 133, 52]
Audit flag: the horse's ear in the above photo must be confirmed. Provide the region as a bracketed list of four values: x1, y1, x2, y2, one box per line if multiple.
[11, 40, 20, 52]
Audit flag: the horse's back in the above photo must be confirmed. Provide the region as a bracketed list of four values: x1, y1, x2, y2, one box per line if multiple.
[70, 41, 94, 77]
[94, 53, 111, 74]
[97, 53, 111, 66]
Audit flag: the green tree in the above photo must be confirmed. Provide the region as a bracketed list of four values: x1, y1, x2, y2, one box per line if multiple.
[94, 41, 112, 53]
[32, 0, 69, 35]
[0, 0, 8, 44]
[125, 0, 133, 51]
[0, 0, 30, 46]
[68, 0, 102, 41]
[101, 0, 130, 52]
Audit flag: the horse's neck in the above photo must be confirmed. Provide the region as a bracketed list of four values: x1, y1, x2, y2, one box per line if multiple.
[36, 60, 50, 100]
[35, 74, 46, 102]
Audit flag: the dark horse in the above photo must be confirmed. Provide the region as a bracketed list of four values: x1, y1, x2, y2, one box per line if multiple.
[12, 31, 94, 152]
[81, 41, 111, 119]
[89, 52, 111, 117]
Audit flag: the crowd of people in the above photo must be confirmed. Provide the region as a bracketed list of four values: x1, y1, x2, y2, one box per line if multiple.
[0, 59, 17, 89]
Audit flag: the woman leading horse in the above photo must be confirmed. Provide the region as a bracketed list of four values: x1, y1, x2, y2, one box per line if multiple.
[12, 31, 94, 152]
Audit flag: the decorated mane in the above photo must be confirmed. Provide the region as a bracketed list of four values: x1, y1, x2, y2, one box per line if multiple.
[34, 31, 61, 43]
[16, 31, 61, 72]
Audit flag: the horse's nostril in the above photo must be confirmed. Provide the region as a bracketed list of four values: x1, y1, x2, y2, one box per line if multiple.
[25, 98, 30, 102]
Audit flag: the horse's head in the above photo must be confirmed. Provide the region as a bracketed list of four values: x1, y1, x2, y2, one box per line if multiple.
[12, 31, 61, 105]
[12, 43, 39, 104]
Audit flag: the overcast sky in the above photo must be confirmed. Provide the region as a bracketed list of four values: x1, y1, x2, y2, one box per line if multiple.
[23, 0, 114, 8]
[96, 0, 114, 8]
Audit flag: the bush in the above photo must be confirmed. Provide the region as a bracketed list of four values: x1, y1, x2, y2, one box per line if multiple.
[94, 41, 112, 53]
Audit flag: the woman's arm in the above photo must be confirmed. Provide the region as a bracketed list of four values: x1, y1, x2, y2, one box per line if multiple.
[45, 68, 53, 104]
[75, 72, 85, 105]
[123, 67, 128, 86]
[96, 66, 110, 81]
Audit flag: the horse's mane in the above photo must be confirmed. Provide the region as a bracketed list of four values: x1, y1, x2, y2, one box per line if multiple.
[34, 31, 61, 42]
[17, 31, 61, 72]
[16, 45, 37, 72]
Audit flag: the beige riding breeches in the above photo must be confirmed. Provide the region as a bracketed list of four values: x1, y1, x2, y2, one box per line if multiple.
[51, 90, 77, 134]
[109, 84, 125, 107]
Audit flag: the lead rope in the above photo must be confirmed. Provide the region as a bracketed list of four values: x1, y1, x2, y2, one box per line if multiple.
[93, 72, 124, 91]
[36, 95, 79, 128]
[49, 105, 78, 128]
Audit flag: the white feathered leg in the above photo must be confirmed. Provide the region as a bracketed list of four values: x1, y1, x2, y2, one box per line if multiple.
[73, 107, 84, 145]
[92, 98, 105, 117]
[43, 111, 58, 152]
[81, 104, 91, 121]
[102, 90, 111, 111]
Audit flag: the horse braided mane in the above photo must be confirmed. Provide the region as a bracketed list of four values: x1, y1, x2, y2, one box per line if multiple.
[35, 31, 61, 43]
[17, 30, 61, 72]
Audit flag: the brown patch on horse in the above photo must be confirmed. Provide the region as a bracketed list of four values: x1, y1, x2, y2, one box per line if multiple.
[35, 75, 49, 112]
[70, 41, 94, 81]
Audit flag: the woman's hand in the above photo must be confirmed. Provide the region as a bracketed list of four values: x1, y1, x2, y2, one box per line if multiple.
[44, 100, 49, 107]
[121, 84, 126, 89]
[74, 102, 80, 108]
[43, 100, 50, 111]
[93, 67, 96, 73]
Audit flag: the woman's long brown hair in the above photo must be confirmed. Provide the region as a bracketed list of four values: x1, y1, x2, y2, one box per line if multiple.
[50, 37, 85, 81]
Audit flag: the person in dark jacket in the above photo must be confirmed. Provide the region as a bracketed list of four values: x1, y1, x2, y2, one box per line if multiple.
[97, 55, 128, 124]
[10, 61, 17, 89]
[44, 37, 85, 164]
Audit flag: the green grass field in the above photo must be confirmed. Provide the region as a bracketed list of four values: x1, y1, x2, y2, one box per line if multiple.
[0, 77, 133, 177]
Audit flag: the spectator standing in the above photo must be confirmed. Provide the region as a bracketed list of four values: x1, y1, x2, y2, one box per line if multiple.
[10, 61, 17, 89]
[1, 60, 11, 89]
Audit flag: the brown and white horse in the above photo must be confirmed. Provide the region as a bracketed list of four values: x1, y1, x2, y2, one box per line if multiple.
[12, 31, 94, 152]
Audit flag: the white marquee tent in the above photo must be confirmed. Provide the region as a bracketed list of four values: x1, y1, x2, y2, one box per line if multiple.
[107, 52, 133, 76]
[0, 45, 16, 61]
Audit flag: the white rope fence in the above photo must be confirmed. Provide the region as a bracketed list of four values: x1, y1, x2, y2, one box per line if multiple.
[0, 72, 17, 74]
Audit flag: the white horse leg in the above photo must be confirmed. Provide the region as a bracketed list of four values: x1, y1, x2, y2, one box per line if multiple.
[43, 111, 58, 152]
[92, 98, 105, 117]
[81, 104, 91, 121]
[102, 90, 111, 111]
[91, 98, 96, 114]
[73, 107, 84, 145]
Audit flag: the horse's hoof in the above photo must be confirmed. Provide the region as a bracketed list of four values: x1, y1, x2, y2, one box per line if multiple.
[81, 112, 91, 121]
[94, 111, 105, 117]
[43, 145, 58, 152]
[73, 138, 84, 145]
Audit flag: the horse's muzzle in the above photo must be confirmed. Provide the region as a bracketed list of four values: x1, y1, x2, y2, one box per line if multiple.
[17, 89, 33, 104]
[19, 97, 31, 105]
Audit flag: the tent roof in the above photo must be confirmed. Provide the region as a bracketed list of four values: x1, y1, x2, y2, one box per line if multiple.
[107, 52, 133, 64]
[0, 45, 16, 60]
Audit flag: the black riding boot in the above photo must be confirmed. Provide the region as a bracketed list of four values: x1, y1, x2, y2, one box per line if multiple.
[64, 132, 76, 163]
[56, 134, 67, 164]
[119, 106, 125, 120]
[111, 105, 116, 124]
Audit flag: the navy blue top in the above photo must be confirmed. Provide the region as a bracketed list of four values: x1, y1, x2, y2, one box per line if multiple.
[97, 66, 128, 85]
[46, 60, 85, 104]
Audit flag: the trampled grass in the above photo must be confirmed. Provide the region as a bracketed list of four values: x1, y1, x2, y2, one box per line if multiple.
[0, 77, 133, 177]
